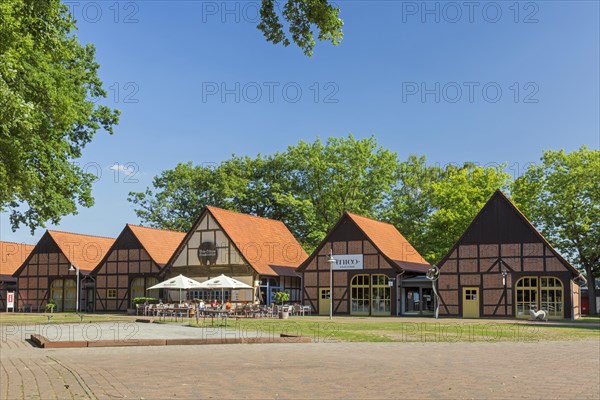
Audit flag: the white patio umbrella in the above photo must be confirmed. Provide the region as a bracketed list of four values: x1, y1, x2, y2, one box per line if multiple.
[147, 274, 204, 303]
[197, 274, 253, 303]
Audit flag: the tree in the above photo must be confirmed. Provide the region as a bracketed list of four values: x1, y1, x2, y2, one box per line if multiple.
[258, 0, 343, 56]
[0, 0, 119, 233]
[384, 158, 511, 262]
[128, 162, 224, 232]
[128, 135, 399, 251]
[512, 146, 600, 315]
[380, 155, 441, 260]
[128, 155, 293, 232]
[273, 135, 398, 249]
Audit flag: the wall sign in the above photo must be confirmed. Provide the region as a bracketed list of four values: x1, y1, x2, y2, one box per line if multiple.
[332, 254, 364, 270]
[6, 292, 14, 311]
[198, 242, 218, 265]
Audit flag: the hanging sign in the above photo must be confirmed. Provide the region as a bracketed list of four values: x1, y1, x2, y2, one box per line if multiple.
[332, 254, 364, 270]
[198, 242, 218, 265]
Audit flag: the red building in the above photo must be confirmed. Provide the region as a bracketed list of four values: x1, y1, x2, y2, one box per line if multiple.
[13, 230, 114, 312]
[436, 190, 585, 319]
[1, 242, 34, 310]
[92, 224, 185, 312]
[298, 212, 431, 316]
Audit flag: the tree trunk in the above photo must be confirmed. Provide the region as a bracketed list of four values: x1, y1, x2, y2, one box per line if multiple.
[585, 266, 597, 316]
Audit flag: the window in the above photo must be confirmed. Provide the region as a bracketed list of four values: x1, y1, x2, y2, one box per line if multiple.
[516, 276, 563, 319]
[351, 274, 370, 315]
[107, 289, 117, 299]
[371, 274, 391, 315]
[50, 279, 76, 312]
[465, 289, 477, 300]
[130, 277, 158, 306]
[350, 274, 391, 316]
[540, 277, 563, 318]
[187, 290, 230, 302]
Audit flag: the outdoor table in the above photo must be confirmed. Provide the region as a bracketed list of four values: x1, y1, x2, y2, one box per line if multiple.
[157, 306, 191, 322]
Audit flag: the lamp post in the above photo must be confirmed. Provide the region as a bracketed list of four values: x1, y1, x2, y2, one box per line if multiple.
[500, 263, 508, 315]
[326, 249, 336, 320]
[68, 264, 80, 313]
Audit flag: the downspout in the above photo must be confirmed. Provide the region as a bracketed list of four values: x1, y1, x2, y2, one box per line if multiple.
[572, 272, 587, 320]
[396, 270, 406, 316]
[571, 281, 575, 321]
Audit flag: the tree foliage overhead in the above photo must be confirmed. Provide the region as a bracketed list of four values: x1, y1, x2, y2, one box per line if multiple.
[512, 146, 600, 314]
[258, 0, 344, 56]
[0, 0, 119, 233]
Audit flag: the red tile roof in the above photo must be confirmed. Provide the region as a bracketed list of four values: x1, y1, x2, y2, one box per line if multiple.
[1, 241, 35, 276]
[127, 224, 186, 267]
[207, 207, 307, 276]
[346, 212, 430, 269]
[47, 230, 115, 273]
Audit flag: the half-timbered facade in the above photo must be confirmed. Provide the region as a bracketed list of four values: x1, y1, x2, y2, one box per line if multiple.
[298, 212, 431, 316]
[1, 242, 34, 310]
[92, 224, 185, 312]
[166, 206, 307, 304]
[436, 190, 585, 320]
[13, 231, 114, 312]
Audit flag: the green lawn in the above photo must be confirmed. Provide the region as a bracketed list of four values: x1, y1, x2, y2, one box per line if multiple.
[178, 316, 600, 342]
[0, 313, 130, 325]
[574, 316, 600, 323]
[2, 313, 598, 343]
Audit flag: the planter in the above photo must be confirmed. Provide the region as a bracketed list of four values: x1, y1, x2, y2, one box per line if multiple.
[279, 311, 289, 319]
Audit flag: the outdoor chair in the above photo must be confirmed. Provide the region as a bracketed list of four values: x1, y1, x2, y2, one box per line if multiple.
[146, 304, 156, 316]
[20, 304, 33, 313]
[292, 304, 304, 316]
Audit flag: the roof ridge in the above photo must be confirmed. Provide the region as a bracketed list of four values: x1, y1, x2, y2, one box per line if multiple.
[207, 206, 286, 225]
[345, 211, 395, 227]
[127, 224, 185, 234]
[47, 229, 115, 240]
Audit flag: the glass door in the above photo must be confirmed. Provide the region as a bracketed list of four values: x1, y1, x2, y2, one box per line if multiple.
[63, 279, 77, 311]
[370, 275, 391, 316]
[404, 288, 420, 314]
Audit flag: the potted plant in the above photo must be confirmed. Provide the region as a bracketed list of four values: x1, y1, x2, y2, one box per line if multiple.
[274, 291, 290, 319]
[46, 299, 56, 313]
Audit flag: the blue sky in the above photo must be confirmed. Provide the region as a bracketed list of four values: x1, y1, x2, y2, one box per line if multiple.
[1, 0, 599, 244]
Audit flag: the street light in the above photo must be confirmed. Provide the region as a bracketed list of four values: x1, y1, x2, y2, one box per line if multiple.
[326, 249, 336, 320]
[69, 264, 80, 313]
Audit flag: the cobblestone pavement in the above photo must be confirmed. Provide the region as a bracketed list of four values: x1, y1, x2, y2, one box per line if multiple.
[1, 338, 598, 399]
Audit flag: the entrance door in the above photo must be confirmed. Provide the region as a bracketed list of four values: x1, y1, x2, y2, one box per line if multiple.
[319, 288, 330, 316]
[462, 287, 480, 318]
[404, 288, 420, 314]
[85, 288, 94, 312]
